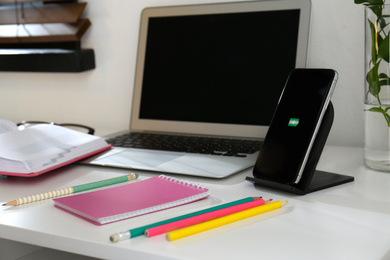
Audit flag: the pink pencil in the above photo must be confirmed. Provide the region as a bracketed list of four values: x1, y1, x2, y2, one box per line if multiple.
[145, 198, 272, 237]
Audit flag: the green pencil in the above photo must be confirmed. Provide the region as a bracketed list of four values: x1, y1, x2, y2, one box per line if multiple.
[109, 196, 261, 242]
[2, 173, 139, 206]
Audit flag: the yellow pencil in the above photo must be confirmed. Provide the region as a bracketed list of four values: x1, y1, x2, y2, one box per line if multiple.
[166, 200, 287, 241]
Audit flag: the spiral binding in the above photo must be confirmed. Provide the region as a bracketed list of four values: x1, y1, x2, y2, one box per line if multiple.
[158, 175, 208, 190]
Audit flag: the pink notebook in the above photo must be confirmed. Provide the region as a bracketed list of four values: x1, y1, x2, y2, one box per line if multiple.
[53, 175, 210, 225]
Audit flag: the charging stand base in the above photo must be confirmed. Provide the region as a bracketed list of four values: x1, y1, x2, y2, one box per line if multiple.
[246, 102, 354, 195]
[246, 170, 353, 195]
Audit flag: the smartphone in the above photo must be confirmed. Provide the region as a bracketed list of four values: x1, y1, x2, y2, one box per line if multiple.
[253, 69, 338, 184]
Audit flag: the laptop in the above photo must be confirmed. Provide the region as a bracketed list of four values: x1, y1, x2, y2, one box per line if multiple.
[81, 0, 311, 178]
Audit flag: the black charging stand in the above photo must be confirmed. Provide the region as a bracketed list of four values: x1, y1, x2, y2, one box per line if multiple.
[246, 102, 354, 195]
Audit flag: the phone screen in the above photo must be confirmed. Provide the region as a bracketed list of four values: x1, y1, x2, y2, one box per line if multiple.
[253, 69, 337, 184]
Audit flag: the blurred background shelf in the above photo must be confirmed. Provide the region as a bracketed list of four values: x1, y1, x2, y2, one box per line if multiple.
[0, 0, 95, 72]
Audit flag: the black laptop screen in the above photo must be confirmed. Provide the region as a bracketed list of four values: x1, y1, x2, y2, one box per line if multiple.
[139, 9, 300, 126]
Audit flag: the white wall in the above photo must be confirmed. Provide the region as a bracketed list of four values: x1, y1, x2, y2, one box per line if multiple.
[0, 0, 365, 147]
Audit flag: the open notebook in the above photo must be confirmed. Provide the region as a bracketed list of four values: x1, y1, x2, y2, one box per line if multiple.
[81, 0, 311, 178]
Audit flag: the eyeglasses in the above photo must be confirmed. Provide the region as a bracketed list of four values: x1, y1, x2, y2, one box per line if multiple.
[16, 121, 95, 135]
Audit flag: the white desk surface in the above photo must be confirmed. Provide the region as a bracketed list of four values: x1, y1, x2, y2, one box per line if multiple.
[0, 146, 389, 260]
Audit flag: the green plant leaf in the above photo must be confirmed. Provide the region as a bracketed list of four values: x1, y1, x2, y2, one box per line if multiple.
[369, 5, 384, 18]
[384, 113, 390, 126]
[379, 16, 387, 29]
[355, 0, 384, 18]
[367, 63, 381, 96]
[377, 33, 384, 50]
[379, 79, 390, 86]
[379, 73, 390, 86]
[369, 19, 378, 64]
[354, 0, 384, 4]
[378, 34, 390, 62]
[367, 107, 384, 112]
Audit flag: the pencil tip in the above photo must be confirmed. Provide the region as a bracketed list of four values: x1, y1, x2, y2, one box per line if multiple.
[2, 204, 6, 206]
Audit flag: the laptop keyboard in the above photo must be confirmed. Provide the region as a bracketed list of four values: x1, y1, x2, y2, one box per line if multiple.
[106, 132, 262, 157]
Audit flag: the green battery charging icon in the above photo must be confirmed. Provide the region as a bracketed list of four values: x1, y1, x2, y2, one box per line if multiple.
[288, 118, 299, 127]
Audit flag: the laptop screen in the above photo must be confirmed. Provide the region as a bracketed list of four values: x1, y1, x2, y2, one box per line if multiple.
[131, 1, 311, 139]
[140, 10, 299, 126]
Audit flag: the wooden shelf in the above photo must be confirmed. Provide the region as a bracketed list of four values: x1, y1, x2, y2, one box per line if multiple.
[0, 1, 94, 73]
[0, 0, 71, 4]
[0, 2, 86, 25]
[0, 18, 91, 43]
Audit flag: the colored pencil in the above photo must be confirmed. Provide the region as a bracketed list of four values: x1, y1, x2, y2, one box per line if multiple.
[2, 173, 138, 206]
[109, 196, 261, 242]
[145, 199, 272, 237]
[166, 200, 287, 241]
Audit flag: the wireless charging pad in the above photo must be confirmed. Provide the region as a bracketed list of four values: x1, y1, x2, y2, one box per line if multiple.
[246, 103, 354, 195]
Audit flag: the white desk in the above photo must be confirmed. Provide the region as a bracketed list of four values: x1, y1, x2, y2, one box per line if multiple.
[0, 146, 389, 260]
